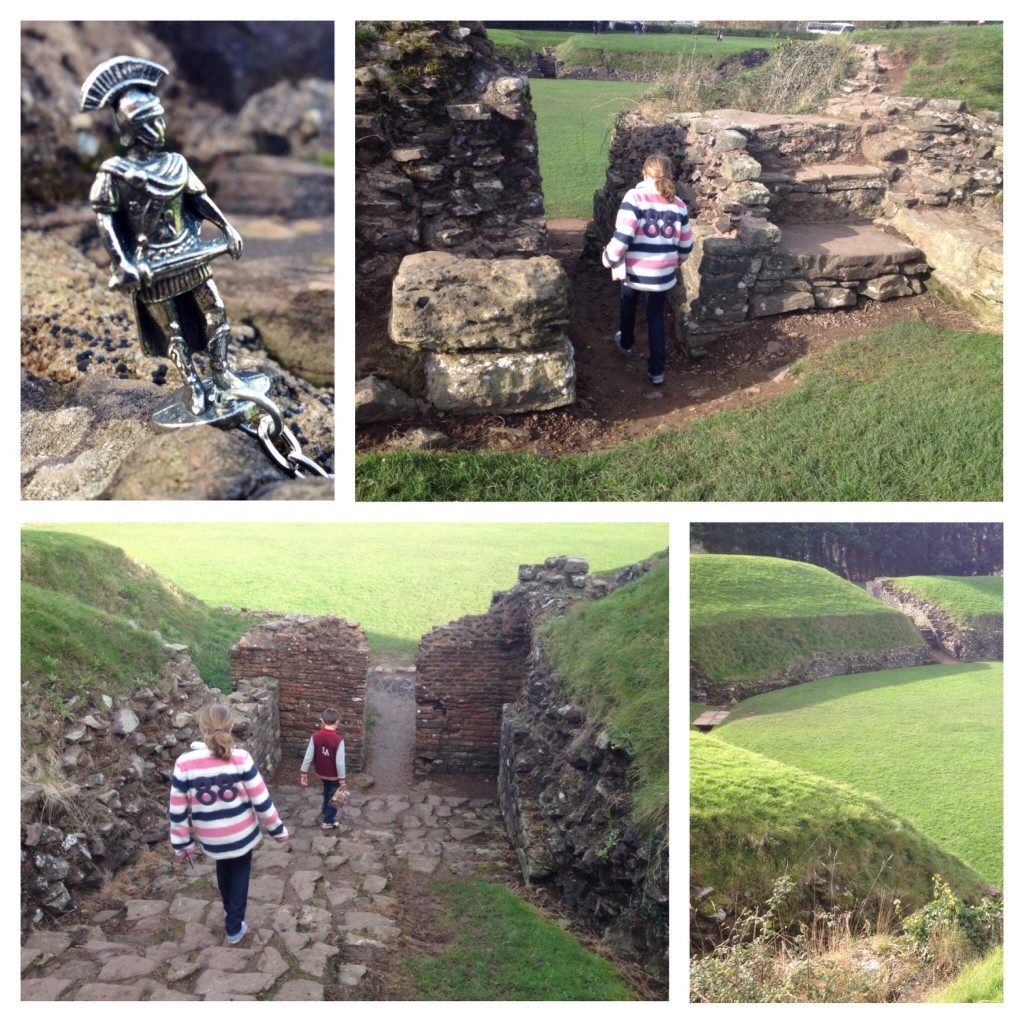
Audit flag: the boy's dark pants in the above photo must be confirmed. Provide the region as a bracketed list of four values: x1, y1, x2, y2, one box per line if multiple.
[619, 284, 667, 377]
[321, 779, 340, 824]
[215, 849, 253, 937]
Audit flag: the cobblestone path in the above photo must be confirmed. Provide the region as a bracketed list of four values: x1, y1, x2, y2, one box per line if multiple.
[22, 782, 510, 1000]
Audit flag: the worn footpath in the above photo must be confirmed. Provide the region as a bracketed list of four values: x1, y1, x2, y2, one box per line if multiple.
[21, 780, 509, 1000]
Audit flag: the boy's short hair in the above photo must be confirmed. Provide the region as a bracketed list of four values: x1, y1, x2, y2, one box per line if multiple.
[321, 708, 340, 725]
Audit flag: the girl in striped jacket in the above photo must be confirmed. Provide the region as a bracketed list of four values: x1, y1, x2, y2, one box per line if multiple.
[169, 703, 288, 944]
[602, 153, 694, 384]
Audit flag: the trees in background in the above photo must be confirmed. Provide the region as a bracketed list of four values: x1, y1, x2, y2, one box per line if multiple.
[690, 523, 1003, 579]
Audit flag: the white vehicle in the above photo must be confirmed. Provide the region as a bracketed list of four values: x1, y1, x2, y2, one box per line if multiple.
[806, 21, 856, 33]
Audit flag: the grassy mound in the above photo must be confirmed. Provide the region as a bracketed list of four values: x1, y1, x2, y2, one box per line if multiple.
[691, 555, 924, 683]
[356, 322, 1001, 502]
[541, 554, 668, 831]
[882, 575, 1002, 627]
[691, 732, 988, 922]
[714, 663, 1003, 885]
[22, 530, 253, 697]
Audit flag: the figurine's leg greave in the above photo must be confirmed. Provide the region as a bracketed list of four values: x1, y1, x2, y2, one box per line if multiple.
[147, 299, 206, 415]
[196, 280, 244, 392]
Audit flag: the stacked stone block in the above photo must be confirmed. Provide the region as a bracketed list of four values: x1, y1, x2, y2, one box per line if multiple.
[389, 250, 575, 414]
[231, 616, 368, 767]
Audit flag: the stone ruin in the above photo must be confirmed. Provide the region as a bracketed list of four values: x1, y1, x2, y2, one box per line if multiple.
[867, 578, 1003, 662]
[21, 644, 281, 928]
[356, 22, 547, 293]
[230, 616, 369, 767]
[589, 45, 1003, 356]
[356, 21, 577, 417]
[23, 560, 668, 975]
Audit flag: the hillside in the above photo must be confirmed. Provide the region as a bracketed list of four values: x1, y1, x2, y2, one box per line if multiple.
[714, 663, 1003, 884]
[542, 553, 668, 831]
[21, 531, 253, 699]
[880, 575, 1003, 627]
[691, 732, 989, 927]
[691, 555, 925, 684]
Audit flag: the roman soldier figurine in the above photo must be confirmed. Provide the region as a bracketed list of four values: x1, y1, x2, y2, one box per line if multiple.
[80, 56, 246, 416]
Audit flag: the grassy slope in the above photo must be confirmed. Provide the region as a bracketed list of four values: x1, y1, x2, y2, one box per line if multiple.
[713, 663, 1003, 884]
[927, 945, 1003, 1003]
[22, 530, 253, 693]
[853, 24, 1002, 112]
[28, 523, 667, 660]
[401, 878, 634, 1000]
[356, 322, 1001, 502]
[884, 575, 1003, 626]
[542, 556, 668, 830]
[691, 554, 923, 682]
[691, 732, 987, 916]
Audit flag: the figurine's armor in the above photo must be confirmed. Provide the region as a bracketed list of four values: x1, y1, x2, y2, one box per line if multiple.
[89, 152, 228, 358]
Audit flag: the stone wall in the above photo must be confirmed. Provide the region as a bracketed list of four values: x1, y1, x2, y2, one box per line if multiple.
[414, 556, 630, 776]
[589, 84, 1003, 352]
[690, 644, 931, 705]
[867, 579, 1003, 662]
[231, 616, 368, 766]
[498, 635, 668, 978]
[355, 21, 547, 298]
[21, 643, 279, 929]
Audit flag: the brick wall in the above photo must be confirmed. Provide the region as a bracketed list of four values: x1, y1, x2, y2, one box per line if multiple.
[414, 556, 616, 776]
[230, 616, 368, 766]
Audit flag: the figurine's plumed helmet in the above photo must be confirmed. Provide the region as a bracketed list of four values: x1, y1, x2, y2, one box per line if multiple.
[80, 56, 169, 145]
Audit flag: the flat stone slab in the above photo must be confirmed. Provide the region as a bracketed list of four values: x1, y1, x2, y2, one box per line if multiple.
[273, 980, 325, 1000]
[777, 222, 921, 260]
[22, 977, 75, 1000]
[97, 955, 161, 982]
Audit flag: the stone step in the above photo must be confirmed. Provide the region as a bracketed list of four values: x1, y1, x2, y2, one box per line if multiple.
[760, 163, 889, 223]
[773, 222, 926, 285]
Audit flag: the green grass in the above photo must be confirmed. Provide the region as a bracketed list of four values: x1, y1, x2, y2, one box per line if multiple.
[928, 946, 1003, 1002]
[356, 322, 1002, 502]
[690, 555, 924, 682]
[713, 663, 1003, 885]
[854, 24, 1003, 112]
[400, 878, 635, 999]
[691, 732, 988, 920]
[541, 556, 668, 831]
[529, 78, 649, 218]
[22, 530, 254, 693]
[883, 575, 1003, 626]
[24, 523, 667, 661]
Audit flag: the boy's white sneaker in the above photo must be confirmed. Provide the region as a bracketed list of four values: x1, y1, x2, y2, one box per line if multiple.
[227, 921, 249, 944]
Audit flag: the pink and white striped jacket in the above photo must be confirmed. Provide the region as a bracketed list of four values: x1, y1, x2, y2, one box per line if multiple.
[169, 742, 287, 860]
[602, 177, 694, 292]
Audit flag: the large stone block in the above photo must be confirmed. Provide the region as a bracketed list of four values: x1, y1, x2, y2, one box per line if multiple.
[390, 251, 570, 352]
[424, 338, 575, 414]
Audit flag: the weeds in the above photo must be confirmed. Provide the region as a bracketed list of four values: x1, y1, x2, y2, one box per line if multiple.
[691, 872, 1003, 1003]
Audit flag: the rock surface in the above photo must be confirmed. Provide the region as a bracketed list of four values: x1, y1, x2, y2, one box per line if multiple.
[21, 783, 510, 1001]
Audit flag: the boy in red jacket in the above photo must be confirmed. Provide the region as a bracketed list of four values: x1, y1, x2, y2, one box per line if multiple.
[299, 708, 347, 830]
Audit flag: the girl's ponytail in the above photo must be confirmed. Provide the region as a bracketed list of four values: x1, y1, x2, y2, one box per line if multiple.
[643, 153, 676, 202]
[198, 703, 234, 761]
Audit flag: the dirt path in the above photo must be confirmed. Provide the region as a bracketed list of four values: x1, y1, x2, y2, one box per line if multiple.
[357, 220, 983, 458]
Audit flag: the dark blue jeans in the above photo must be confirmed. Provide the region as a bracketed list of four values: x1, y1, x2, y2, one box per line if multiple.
[321, 779, 340, 825]
[619, 285, 667, 377]
[215, 849, 252, 938]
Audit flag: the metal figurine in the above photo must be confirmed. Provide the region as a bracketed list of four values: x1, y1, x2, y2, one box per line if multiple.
[80, 55, 267, 425]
